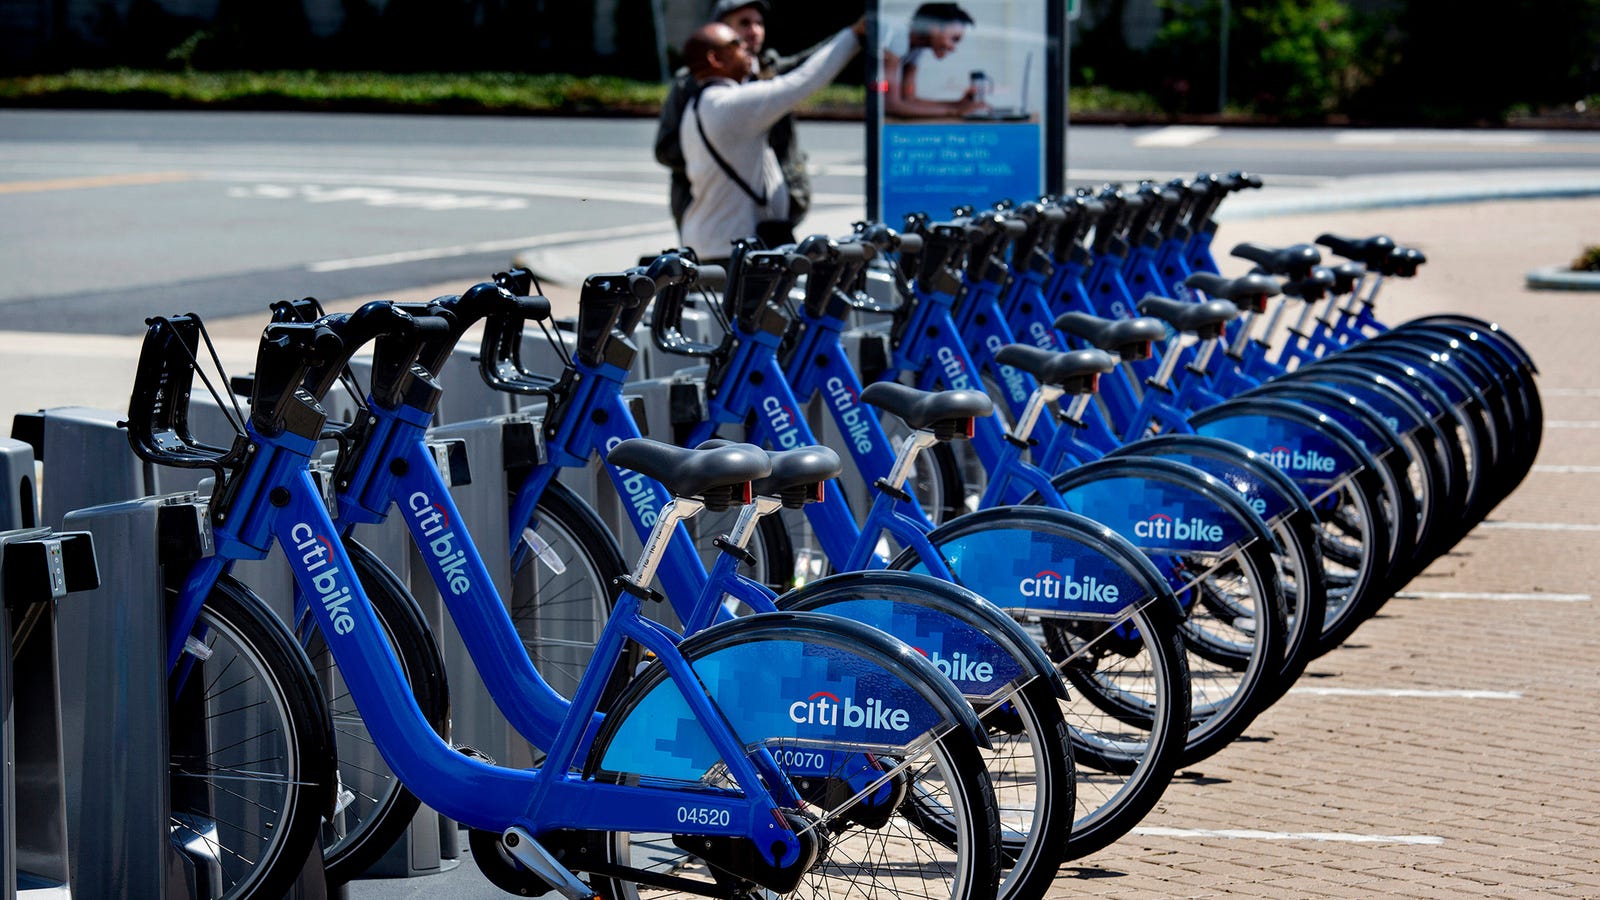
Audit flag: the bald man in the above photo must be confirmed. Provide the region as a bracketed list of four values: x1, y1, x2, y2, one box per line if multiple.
[677, 17, 866, 261]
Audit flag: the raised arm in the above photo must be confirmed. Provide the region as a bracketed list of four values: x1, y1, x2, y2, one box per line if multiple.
[700, 23, 864, 137]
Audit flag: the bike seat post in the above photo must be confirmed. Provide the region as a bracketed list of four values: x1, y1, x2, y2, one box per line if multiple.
[1288, 295, 1318, 337]
[726, 495, 783, 550]
[1188, 334, 1220, 376]
[1226, 310, 1256, 358]
[1012, 381, 1067, 446]
[1147, 333, 1186, 391]
[1063, 390, 1095, 424]
[883, 429, 941, 495]
[1254, 299, 1290, 351]
[629, 494, 705, 597]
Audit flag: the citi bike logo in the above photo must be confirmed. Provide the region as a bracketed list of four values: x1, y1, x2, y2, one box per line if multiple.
[408, 492, 474, 596]
[935, 346, 974, 390]
[289, 523, 357, 635]
[983, 334, 1030, 403]
[1018, 569, 1121, 605]
[789, 690, 911, 732]
[1027, 319, 1055, 351]
[604, 436, 660, 527]
[1261, 444, 1337, 474]
[1134, 512, 1225, 544]
[761, 396, 803, 449]
[824, 377, 874, 456]
[915, 647, 994, 683]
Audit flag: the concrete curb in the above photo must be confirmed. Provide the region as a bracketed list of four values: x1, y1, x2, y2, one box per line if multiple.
[1526, 265, 1600, 291]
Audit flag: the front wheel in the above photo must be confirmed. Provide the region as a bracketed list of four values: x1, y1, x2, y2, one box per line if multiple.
[506, 478, 631, 706]
[168, 577, 335, 900]
[591, 729, 1001, 900]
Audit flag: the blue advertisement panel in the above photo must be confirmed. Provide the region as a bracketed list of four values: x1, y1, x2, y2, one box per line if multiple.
[873, 0, 1049, 222]
[882, 122, 1043, 222]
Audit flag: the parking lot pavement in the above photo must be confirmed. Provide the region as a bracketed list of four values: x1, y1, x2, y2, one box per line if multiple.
[1040, 198, 1600, 897]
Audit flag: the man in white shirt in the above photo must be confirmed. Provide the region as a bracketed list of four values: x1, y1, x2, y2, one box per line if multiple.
[678, 16, 866, 262]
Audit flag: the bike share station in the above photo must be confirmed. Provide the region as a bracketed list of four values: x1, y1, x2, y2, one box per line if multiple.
[0, 1, 1548, 896]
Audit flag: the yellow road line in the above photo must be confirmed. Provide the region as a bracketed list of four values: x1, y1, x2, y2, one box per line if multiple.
[0, 171, 195, 194]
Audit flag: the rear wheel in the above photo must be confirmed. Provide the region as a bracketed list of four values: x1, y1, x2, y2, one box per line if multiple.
[592, 729, 1002, 900]
[1042, 599, 1189, 860]
[506, 479, 631, 706]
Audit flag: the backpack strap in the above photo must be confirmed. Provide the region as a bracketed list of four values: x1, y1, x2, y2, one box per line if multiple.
[692, 89, 769, 208]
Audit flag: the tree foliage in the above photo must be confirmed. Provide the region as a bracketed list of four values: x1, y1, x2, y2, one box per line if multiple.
[1151, 0, 1371, 119]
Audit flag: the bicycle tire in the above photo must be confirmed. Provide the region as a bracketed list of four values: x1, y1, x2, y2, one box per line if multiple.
[304, 539, 450, 885]
[883, 504, 1190, 861]
[591, 725, 1000, 900]
[586, 620, 1003, 900]
[506, 478, 632, 708]
[168, 576, 335, 900]
[1168, 538, 1285, 765]
[1043, 598, 1189, 859]
[778, 570, 1075, 900]
[987, 677, 1073, 900]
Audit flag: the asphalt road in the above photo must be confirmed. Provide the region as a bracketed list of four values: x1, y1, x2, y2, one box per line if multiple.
[3, 110, 1598, 334]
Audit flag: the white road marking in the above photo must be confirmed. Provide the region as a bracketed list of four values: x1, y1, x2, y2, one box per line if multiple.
[228, 184, 528, 211]
[1546, 420, 1600, 428]
[1534, 465, 1600, 473]
[1132, 126, 1222, 148]
[1395, 590, 1590, 602]
[308, 222, 672, 273]
[1289, 688, 1521, 699]
[1335, 130, 1540, 145]
[1543, 388, 1600, 397]
[1133, 827, 1444, 845]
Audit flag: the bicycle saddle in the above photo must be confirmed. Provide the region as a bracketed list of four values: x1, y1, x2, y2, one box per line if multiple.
[1387, 246, 1427, 278]
[1053, 312, 1166, 360]
[1136, 295, 1239, 340]
[1183, 271, 1282, 312]
[1230, 241, 1322, 280]
[1328, 261, 1366, 296]
[993, 345, 1115, 394]
[755, 446, 843, 509]
[607, 438, 770, 510]
[1315, 233, 1396, 270]
[1278, 266, 1338, 302]
[859, 382, 992, 437]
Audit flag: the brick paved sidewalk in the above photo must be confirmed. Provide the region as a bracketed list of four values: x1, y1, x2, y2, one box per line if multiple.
[1044, 199, 1600, 898]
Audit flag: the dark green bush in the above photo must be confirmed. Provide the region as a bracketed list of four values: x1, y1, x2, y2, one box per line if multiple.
[1573, 245, 1600, 273]
[1353, 0, 1600, 123]
[1150, 0, 1372, 118]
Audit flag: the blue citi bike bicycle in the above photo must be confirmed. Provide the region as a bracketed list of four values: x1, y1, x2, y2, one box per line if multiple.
[128, 304, 1006, 899]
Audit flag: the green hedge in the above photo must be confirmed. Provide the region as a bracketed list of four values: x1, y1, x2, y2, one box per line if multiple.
[0, 69, 1156, 119]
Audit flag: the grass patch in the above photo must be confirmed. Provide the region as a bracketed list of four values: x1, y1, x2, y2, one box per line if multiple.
[0, 68, 1166, 119]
